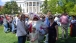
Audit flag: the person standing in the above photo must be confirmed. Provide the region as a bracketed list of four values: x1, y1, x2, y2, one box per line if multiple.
[44, 12, 52, 43]
[70, 16, 76, 37]
[60, 13, 69, 39]
[48, 15, 58, 43]
[16, 14, 27, 43]
[12, 16, 17, 33]
[39, 15, 48, 43]
[3, 16, 8, 33]
[44, 12, 51, 26]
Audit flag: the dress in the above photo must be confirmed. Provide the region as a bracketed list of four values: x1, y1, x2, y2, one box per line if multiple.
[30, 32, 38, 43]
[48, 22, 57, 43]
[70, 20, 76, 37]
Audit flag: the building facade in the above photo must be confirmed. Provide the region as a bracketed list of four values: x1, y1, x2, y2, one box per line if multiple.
[14, 0, 44, 14]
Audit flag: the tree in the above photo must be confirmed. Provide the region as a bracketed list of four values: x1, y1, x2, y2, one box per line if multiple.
[10, 1, 19, 14]
[48, 0, 58, 14]
[58, 0, 74, 13]
[41, 0, 48, 14]
[48, 0, 75, 14]
[1, 1, 20, 14]
[41, 0, 76, 15]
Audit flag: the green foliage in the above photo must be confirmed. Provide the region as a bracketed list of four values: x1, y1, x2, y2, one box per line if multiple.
[56, 6, 63, 13]
[10, 1, 19, 14]
[48, 0, 58, 14]
[41, 0, 76, 15]
[0, 11, 2, 14]
[1, 1, 21, 14]
[41, 0, 48, 14]
[69, 12, 76, 16]
[72, 5, 76, 12]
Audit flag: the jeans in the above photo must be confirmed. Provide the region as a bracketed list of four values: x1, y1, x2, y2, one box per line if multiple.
[18, 35, 26, 43]
[3, 23, 8, 32]
[12, 23, 16, 32]
[12, 20, 17, 33]
[0, 21, 3, 25]
[8, 23, 12, 32]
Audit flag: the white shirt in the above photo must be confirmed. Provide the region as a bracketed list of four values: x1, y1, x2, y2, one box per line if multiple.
[16, 20, 27, 36]
[15, 17, 19, 25]
[3, 18, 7, 24]
[71, 20, 76, 23]
[54, 17, 59, 22]
[32, 20, 47, 34]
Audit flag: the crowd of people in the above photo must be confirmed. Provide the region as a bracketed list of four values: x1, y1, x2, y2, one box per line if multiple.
[0, 12, 76, 43]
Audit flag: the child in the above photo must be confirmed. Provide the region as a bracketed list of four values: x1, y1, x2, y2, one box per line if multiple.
[29, 26, 38, 43]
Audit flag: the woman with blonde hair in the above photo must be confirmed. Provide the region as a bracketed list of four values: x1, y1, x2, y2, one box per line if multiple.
[48, 15, 58, 43]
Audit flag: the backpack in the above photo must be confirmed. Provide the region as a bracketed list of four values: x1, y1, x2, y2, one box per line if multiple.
[60, 15, 69, 24]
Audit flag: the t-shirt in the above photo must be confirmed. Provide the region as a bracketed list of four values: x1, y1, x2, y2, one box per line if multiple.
[44, 17, 50, 27]
[60, 15, 69, 24]
[48, 22, 58, 36]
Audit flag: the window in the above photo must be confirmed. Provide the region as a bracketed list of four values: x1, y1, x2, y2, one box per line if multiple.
[37, 2, 39, 6]
[33, 2, 36, 6]
[29, 2, 32, 6]
[27, 2, 28, 6]
[23, 4, 24, 7]
[20, 4, 21, 7]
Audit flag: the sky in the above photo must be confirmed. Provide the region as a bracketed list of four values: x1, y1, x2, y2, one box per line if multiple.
[0, 0, 11, 6]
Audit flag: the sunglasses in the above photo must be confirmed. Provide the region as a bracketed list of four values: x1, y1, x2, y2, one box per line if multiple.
[49, 18, 53, 20]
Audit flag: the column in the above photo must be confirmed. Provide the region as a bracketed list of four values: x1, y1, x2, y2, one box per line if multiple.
[32, 1, 33, 13]
[25, 2, 27, 13]
[36, 2, 37, 13]
[28, 2, 29, 13]
[26, 2, 28, 13]
[39, 2, 40, 13]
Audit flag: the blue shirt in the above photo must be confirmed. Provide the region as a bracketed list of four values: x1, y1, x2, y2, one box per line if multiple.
[44, 17, 50, 27]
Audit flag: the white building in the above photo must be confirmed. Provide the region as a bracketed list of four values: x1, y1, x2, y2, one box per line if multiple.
[13, 0, 44, 14]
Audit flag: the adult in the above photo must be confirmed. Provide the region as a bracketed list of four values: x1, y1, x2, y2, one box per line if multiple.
[70, 16, 76, 37]
[3, 15, 8, 33]
[15, 14, 21, 26]
[16, 14, 27, 43]
[44, 12, 52, 26]
[48, 15, 58, 43]
[12, 16, 16, 33]
[60, 13, 69, 39]
[54, 16, 60, 26]
[40, 15, 45, 22]
[0, 16, 3, 25]
[44, 12, 52, 43]
[6, 15, 12, 32]
[29, 14, 47, 43]
[12, 14, 20, 33]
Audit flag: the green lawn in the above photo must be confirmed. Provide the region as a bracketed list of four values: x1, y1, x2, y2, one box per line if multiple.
[0, 25, 76, 43]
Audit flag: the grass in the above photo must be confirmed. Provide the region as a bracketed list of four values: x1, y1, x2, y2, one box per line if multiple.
[0, 25, 76, 43]
[57, 27, 76, 43]
[0, 25, 17, 43]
